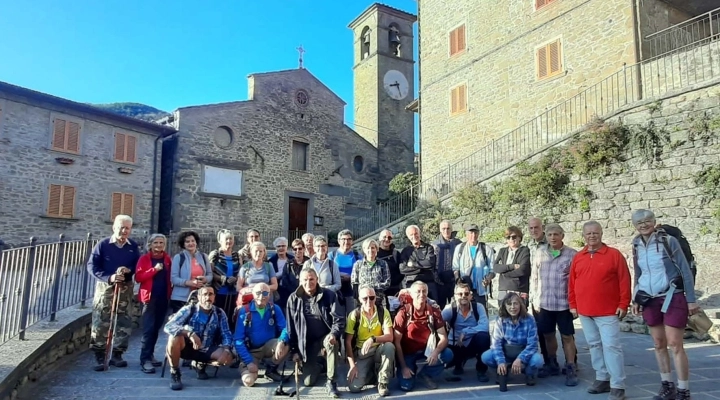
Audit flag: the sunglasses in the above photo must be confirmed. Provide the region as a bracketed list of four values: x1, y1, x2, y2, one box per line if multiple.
[455, 292, 471, 297]
[505, 235, 519, 240]
[361, 296, 376, 301]
[254, 291, 270, 297]
[293, 247, 304, 251]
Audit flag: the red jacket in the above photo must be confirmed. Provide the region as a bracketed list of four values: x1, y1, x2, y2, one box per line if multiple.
[568, 244, 631, 317]
[135, 252, 172, 304]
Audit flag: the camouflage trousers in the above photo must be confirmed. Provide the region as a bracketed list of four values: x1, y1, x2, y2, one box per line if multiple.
[90, 281, 134, 354]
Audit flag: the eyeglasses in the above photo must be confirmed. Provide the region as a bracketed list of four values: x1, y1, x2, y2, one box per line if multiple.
[339, 238, 352, 242]
[293, 247, 304, 251]
[276, 245, 287, 248]
[254, 291, 270, 297]
[361, 296, 376, 301]
[505, 235, 519, 240]
[381, 236, 393, 240]
[455, 292, 471, 297]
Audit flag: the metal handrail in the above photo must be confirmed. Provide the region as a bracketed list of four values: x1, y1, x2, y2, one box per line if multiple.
[646, 6, 720, 39]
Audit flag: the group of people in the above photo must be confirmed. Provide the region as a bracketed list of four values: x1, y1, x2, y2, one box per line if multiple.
[86, 209, 698, 400]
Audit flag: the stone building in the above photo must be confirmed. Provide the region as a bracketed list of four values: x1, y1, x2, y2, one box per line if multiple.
[414, 0, 716, 179]
[156, 3, 417, 240]
[0, 81, 177, 246]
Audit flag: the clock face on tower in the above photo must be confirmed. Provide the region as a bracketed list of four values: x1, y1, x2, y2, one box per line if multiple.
[383, 70, 409, 100]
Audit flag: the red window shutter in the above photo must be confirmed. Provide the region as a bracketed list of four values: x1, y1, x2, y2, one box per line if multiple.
[536, 0, 547, 8]
[66, 121, 80, 153]
[122, 194, 134, 216]
[549, 40, 561, 74]
[111, 193, 123, 219]
[48, 184, 62, 216]
[457, 25, 466, 52]
[126, 135, 137, 163]
[537, 46, 548, 79]
[114, 133, 126, 161]
[52, 119, 67, 150]
[60, 186, 75, 217]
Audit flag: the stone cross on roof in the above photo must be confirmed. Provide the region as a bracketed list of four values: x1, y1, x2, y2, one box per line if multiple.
[297, 45, 305, 69]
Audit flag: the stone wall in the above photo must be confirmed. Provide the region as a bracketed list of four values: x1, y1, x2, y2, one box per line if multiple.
[418, 0, 637, 179]
[0, 92, 164, 246]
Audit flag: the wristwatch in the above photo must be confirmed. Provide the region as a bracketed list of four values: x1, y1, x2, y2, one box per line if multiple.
[371, 336, 377, 343]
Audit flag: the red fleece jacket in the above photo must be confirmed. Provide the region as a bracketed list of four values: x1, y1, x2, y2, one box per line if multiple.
[135, 252, 172, 304]
[568, 244, 631, 317]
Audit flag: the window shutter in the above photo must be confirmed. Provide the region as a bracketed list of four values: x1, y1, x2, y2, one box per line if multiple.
[449, 29, 457, 55]
[111, 193, 123, 219]
[536, 0, 547, 8]
[126, 135, 137, 163]
[60, 186, 75, 217]
[451, 87, 458, 114]
[459, 85, 467, 112]
[52, 119, 66, 150]
[122, 194, 134, 216]
[48, 184, 62, 216]
[549, 40, 561, 74]
[458, 25, 466, 53]
[114, 133, 126, 161]
[67, 121, 80, 153]
[537, 46, 548, 79]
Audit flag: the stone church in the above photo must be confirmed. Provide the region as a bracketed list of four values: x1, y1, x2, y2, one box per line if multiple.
[157, 3, 417, 240]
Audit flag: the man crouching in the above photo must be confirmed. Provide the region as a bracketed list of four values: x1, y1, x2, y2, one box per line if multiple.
[163, 285, 234, 390]
[234, 283, 290, 386]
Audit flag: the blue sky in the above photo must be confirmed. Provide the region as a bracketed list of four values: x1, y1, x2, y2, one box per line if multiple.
[0, 0, 418, 133]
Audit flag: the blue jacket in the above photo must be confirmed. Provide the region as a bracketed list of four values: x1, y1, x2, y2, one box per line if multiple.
[233, 302, 289, 365]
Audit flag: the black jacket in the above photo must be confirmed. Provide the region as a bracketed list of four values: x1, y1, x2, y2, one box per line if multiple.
[208, 249, 241, 292]
[378, 244, 403, 291]
[286, 285, 345, 361]
[432, 236, 462, 277]
[278, 256, 304, 309]
[493, 246, 531, 293]
[399, 242, 437, 285]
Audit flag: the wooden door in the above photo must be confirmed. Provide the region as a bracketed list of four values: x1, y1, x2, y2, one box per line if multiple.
[288, 197, 308, 241]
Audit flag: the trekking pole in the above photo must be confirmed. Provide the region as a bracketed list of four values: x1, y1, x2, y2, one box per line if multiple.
[273, 361, 289, 396]
[104, 267, 124, 371]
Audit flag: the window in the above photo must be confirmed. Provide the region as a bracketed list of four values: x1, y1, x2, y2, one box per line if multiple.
[535, 0, 557, 10]
[389, 25, 401, 57]
[360, 26, 371, 60]
[450, 84, 468, 115]
[536, 39, 563, 80]
[114, 132, 137, 163]
[111, 192, 134, 219]
[213, 126, 233, 149]
[47, 184, 76, 218]
[292, 140, 309, 171]
[353, 156, 364, 172]
[201, 165, 243, 197]
[449, 24, 466, 57]
[51, 118, 80, 154]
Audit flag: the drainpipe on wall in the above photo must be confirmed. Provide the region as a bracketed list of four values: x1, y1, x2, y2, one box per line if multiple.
[416, 0, 422, 178]
[150, 120, 177, 234]
[631, 0, 645, 100]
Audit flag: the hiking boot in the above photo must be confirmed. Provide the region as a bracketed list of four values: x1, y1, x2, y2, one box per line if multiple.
[170, 369, 183, 390]
[378, 382, 390, 397]
[182, 359, 191, 368]
[109, 352, 127, 368]
[419, 373, 438, 389]
[150, 356, 163, 367]
[265, 365, 283, 382]
[452, 365, 464, 376]
[195, 363, 209, 380]
[609, 388, 626, 400]
[538, 365, 550, 378]
[546, 358, 561, 376]
[653, 381, 677, 400]
[497, 374, 508, 392]
[140, 360, 156, 374]
[93, 352, 106, 372]
[325, 381, 340, 398]
[477, 370, 489, 382]
[676, 389, 690, 400]
[526, 371, 537, 386]
[588, 380, 612, 394]
[565, 363, 579, 386]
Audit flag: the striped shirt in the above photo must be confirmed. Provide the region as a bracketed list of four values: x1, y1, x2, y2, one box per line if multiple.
[537, 245, 577, 311]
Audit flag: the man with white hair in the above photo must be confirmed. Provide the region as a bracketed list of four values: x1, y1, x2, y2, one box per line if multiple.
[86, 214, 140, 371]
[302, 233, 316, 259]
[400, 225, 438, 301]
[377, 229, 402, 296]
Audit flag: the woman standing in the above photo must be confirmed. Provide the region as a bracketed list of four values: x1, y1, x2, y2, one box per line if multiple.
[480, 292, 543, 392]
[350, 238, 390, 308]
[303, 235, 341, 293]
[493, 226, 531, 305]
[239, 229, 261, 264]
[631, 209, 698, 400]
[135, 234, 172, 374]
[278, 238, 306, 310]
[269, 236, 294, 279]
[170, 231, 212, 313]
[209, 229, 240, 324]
[236, 242, 279, 302]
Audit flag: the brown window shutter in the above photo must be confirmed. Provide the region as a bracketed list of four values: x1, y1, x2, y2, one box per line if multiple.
[122, 193, 134, 216]
[67, 121, 80, 153]
[48, 184, 62, 216]
[458, 25, 466, 52]
[126, 135, 137, 163]
[111, 192, 123, 219]
[450, 87, 458, 114]
[449, 29, 456, 56]
[537, 46, 548, 79]
[459, 85, 467, 112]
[114, 133, 126, 161]
[52, 119, 67, 150]
[536, 0, 547, 8]
[60, 186, 75, 217]
[549, 40, 561, 74]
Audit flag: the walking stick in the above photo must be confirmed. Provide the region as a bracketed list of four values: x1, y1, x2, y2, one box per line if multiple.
[104, 267, 124, 371]
[293, 360, 301, 399]
[273, 361, 289, 396]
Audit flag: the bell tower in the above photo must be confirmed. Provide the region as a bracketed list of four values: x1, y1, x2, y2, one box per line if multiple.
[348, 4, 416, 199]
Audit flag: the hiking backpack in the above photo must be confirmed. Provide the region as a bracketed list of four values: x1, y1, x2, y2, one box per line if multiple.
[350, 306, 386, 349]
[240, 298, 276, 349]
[657, 225, 697, 280]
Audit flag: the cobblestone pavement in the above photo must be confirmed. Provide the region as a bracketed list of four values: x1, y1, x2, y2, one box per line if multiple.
[22, 327, 720, 400]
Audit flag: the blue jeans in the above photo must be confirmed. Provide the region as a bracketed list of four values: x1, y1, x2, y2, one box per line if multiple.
[398, 348, 453, 391]
[481, 349, 544, 375]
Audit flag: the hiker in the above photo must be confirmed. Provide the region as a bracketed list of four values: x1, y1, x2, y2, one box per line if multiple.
[209, 229, 240, 325]
[441, 282, 491, 382]
[350, 238, 390, 309]
[163, 285, 234, 390]
[393, 281, 452, 392]
[329, 229, 362, 310]
[236, 242, 279, 302]
[170, 231, 212, 313]
[377, 229, 403, 297]
[399, 225, 439, 301]
[286, 267, 345, 398]
[631, 209, 698, 400]
[345, 286, 395, 397]
[86, 214, 140, 371]
[452, 223, 495, 309]
[481, 292, 543, 392]
[432, 220, 462, 308]
[234, 283, 289, 387]
[493, 226, 531, 306]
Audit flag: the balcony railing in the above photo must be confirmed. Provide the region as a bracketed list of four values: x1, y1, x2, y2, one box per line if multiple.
[645, 7, 720, 60]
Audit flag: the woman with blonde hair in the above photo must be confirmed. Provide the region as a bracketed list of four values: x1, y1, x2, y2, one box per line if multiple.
[236, 242, 279, 305]
[209, 229, 240, 324]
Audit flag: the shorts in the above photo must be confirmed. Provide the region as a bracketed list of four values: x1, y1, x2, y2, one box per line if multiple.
[179, 336, 219, 363]
[536, 308, 575, 336]
[642, 292, 688, 329]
